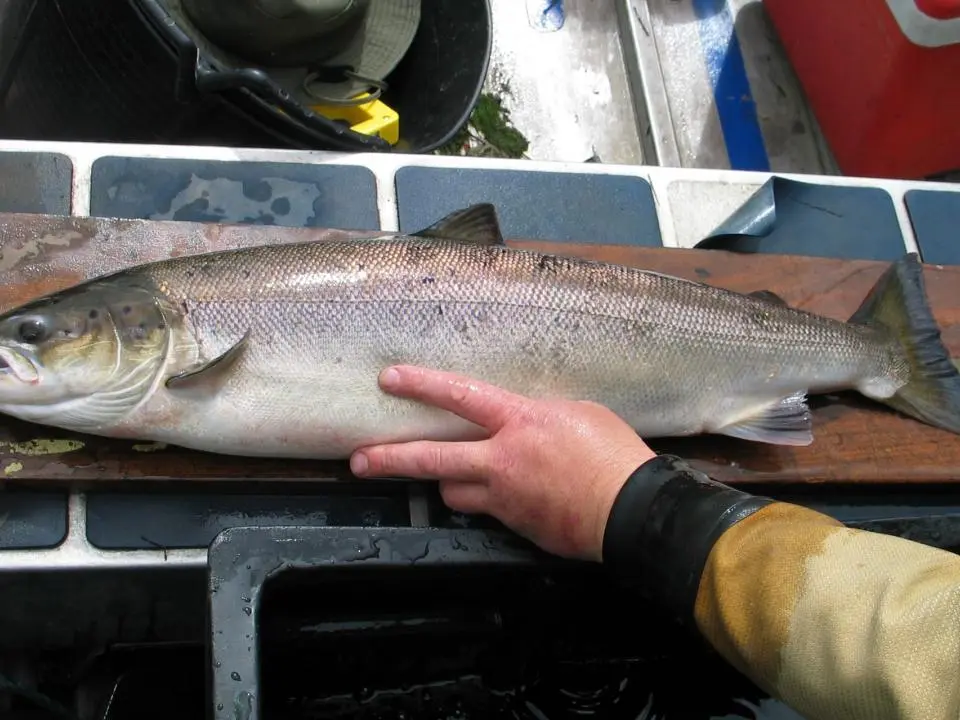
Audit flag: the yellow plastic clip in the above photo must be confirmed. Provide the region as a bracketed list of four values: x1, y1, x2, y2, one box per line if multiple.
[310, 93, 400, 145]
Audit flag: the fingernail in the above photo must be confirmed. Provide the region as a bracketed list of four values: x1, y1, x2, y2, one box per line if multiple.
[380, 367, 401, 389]
[350, 452, 369, 476]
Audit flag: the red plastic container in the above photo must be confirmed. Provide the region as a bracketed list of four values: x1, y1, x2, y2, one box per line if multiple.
[764, 0, 960, 179]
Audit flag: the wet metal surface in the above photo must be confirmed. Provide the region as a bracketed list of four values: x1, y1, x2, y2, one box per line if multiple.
[620, 0, 837, 173]
[485, 0, 644, 164]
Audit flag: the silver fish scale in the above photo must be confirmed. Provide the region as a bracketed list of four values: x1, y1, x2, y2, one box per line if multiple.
[130, 237, 899, 449]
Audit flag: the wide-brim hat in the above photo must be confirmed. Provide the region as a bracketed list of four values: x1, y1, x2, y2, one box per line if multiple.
[173, 0, 421, 103]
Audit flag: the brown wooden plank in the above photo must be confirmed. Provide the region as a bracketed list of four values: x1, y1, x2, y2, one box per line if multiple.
[0, 212, 956, 486]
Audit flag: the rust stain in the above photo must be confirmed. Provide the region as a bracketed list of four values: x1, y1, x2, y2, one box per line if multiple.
[0, 273, 86, 314]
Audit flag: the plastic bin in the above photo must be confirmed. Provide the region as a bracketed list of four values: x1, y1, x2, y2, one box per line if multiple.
[0, 0, 491, 154]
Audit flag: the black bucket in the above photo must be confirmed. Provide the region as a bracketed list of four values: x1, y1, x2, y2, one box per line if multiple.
[0, 0, 492, 153]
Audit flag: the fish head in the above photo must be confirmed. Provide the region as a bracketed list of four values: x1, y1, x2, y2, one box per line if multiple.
[0, 279, 171, 429]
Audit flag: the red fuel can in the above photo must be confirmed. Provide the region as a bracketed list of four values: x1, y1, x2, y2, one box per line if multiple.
[764, 0, 960, 179]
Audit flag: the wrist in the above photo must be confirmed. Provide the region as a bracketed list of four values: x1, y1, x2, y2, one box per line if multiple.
[601, 455, 772, 626]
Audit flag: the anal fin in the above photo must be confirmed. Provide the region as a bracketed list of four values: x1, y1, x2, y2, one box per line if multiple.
[716, 391, 813, 446]
[165, 331, 250, 392]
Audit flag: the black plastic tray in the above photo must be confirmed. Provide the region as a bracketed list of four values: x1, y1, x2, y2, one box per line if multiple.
[205, 526, 777, 720]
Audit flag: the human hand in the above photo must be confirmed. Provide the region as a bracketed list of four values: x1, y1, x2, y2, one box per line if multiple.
[349, 365, 657, 562]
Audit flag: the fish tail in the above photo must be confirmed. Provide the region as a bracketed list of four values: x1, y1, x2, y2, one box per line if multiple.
[849, 253, 960, 434]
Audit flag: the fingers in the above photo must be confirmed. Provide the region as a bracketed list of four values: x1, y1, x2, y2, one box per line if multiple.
[351, 439, 491, 482]
[378, 365, 524, 431]
[439, 479, 489, 515]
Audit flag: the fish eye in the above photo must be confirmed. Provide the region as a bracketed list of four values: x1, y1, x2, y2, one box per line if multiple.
[17, 318, 47, 344]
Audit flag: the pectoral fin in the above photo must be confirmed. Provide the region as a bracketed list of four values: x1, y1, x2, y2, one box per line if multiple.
[413, 204, 505, 246]
[165, 331, 250, 392]
[715, 391, 813, 446]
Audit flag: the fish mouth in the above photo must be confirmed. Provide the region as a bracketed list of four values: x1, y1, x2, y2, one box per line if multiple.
[0, 347, 39, 384]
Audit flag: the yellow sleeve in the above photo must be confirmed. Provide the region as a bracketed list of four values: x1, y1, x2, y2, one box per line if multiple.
[695, 501, 960, 720]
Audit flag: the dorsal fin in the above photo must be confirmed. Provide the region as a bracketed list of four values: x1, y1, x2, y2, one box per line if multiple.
[749, 289, 788, 306]
[412, 204, 505, 246]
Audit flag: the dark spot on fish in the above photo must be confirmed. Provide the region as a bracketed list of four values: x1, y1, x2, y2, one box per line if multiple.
[436, 304, 444, 316]
[139, 322, 147, 330]
[537, 255, 569, 273]
[751, 309, 773, 328]
[158, 322, 166, 330]
[185, 271, 194, 279]
[122, 306, 132, 315]
[406, 243, 429, 260]
[334, 357, 343, 364]
[270, 197, 291, 215]
[180, 302, 189, 316]
[459, 322, 468, 333]
[61, 329, 70, 337]
[358, 263, 365, 272]
[422, 276, 435, 285]
[242, 270, 250, 279]
[694, 267, 711, 278]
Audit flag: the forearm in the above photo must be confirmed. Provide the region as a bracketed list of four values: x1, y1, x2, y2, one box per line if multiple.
[602, 454, 960, 720]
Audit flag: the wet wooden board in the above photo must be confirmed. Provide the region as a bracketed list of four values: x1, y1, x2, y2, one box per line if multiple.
[0, 212, 956, 486]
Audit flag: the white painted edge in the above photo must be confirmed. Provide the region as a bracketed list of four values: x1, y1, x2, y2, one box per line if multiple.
[885, 0, 960, 47]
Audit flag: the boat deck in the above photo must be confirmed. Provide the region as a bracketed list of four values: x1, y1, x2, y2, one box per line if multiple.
[476, 0, 837, 175]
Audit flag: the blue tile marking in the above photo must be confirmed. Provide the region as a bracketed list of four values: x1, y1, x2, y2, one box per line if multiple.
[0, 491, 68, 549]
[89, 157, 381, 230]
[691, 0, 770, 172]
[0, 151, 72, 214]
[395, 167, 662, 246]
[904, 190, 960, 265]
[701, 179, 907, 261]
[86, 490, 410, 550]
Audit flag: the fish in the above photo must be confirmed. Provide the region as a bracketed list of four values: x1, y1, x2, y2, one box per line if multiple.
[0, 203, 955, 459]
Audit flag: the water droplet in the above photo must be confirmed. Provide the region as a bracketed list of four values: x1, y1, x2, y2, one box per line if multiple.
[216, 703, 223, 711]
[231, 671, 242, 681]
[242, 606, 252, 616]
[241, 595, 251, 603]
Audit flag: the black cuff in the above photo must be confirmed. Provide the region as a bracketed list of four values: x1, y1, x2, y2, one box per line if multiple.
[602, 454, 772, 627]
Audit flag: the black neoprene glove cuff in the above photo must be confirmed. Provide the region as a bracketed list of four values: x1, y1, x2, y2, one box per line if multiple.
[602, 454, 773, 627]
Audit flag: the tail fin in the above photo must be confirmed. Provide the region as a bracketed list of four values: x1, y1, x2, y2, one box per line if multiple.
[849, 253, 960, 434]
